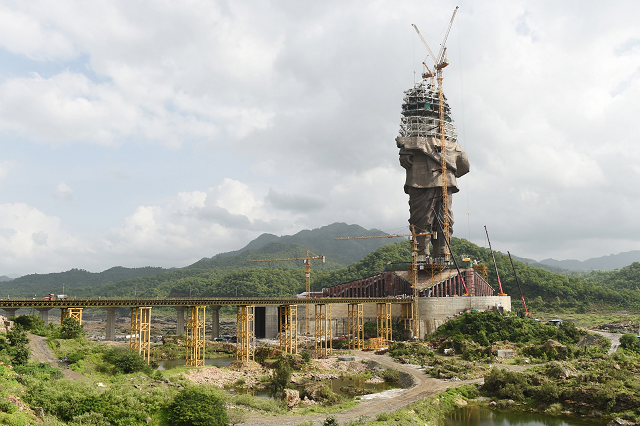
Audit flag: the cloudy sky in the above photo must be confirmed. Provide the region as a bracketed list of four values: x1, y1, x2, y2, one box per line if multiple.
[1, 1, 639, 276]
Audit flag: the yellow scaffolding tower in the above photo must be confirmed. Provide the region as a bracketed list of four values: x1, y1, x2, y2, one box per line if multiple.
[185, 306, 206, 367]
[347, 304, 363, 350]
[236, 305, 255, 362]
[60, 307, 83, 325]
[279, 305, 298, 355]
[130, 307, 152, 363]
[376, 302, 392, 344]
[402, 303, 413, 336]
[315, 304, 332, 357]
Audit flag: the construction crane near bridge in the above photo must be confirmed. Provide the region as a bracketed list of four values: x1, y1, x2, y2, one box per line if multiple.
[248, 249, 325, 335]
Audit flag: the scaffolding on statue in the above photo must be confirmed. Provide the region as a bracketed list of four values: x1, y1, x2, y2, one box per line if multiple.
[376, 302, 392, 344]
[185, 306, 206, 367]
[315, 304, 332, 357]
[279, 305, 298, 355]
[130, 307, 152, 363]
[347, 304, 363, 350]
[236, 305, 255, 362]
[398, 80, 458, 141]
[60, 307, 83, 325]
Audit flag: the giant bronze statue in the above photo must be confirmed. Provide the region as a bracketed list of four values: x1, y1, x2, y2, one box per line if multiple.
[396, 80, 469, 260]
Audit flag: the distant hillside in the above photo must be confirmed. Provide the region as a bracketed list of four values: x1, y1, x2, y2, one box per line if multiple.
[0, 266, 168, 298]
[581, 262, 640, 291]
[0, 276, 12, 282]
[539, 250, 640, 271]
[189, 222, 404, 269]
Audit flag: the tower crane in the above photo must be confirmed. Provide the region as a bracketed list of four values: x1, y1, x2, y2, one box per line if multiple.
[248, 249, 325, 335]
[412, 6, 459, 261]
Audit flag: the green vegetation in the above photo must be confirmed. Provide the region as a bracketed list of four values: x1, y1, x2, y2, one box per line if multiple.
[167, 386, 228, 426]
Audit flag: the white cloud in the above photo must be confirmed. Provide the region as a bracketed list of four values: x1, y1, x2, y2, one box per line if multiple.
[53, 182, 73, 201]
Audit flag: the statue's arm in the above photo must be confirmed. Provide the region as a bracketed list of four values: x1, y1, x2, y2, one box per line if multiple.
[399, 148, 413, 169]
[455, 152, 470, 177]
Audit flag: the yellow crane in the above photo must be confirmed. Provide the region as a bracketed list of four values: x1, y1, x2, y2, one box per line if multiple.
[412, 6, 459, 261]
[248, 249, 325, 335]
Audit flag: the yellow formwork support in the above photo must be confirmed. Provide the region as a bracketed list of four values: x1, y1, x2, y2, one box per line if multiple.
[130, 307, 152, 363]
[185, 306, 206, 367]
[279, 305, 298, 355]
[236, 305, 255, 362]
[347, 304, 363, 350]
[60, 307, 83, 325]
[402, 303, 413, 334]
[376, 302, 392, 344]
[315, 304, 332, 358]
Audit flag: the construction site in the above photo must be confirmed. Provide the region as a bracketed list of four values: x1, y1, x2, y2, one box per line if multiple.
[0, 8, 512, 368]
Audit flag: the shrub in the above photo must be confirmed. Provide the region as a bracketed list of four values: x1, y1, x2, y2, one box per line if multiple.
[0, 399, 17, 414]
[270, 356, 293, 397]
[103, 348, 148, 374]
[301, 351, 311, 363]
[168, 385, 229, 426]
[620, 334, 640, 352]
[323, 416, 339, 426]
[59, 318, 85, 339]
[380, 368, 400, 383]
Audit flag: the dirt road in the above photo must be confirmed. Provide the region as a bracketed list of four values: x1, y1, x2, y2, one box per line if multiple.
[245, 351, 483, 426]
[588, 330, 622, 354]
[28, 333, 87, 382]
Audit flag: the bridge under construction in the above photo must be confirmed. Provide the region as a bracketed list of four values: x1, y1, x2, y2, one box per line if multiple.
[0, 260, 510, 365]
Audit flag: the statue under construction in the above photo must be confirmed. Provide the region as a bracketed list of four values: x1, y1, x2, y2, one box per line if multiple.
[396, 79, 469, 260]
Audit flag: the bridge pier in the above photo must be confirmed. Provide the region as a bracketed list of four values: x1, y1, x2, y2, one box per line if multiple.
[185, 306, 206, 366]
[210, 305, 220, 338]
[105, 307, 119, 341]
[315, 304, 332, 357]
[131, 307, 152, 363]
[347, 304, 363, 350]
[236, 305, 255, 362]
[2, 308, 18, 318]
[36, 308, 50, 326]
[175, 306, 186, 335]
[279, 305, 297, 354]
[61, 307, 83, 325]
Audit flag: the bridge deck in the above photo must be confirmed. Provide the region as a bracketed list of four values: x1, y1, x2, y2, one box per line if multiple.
[0, 297, 410, 309]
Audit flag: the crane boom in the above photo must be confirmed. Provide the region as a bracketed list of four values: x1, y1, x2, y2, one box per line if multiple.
[411, 24, 438, 67]
[484, 226, 507, 296]
[507, 251, 530, 316]
[436, 6, 459, 65]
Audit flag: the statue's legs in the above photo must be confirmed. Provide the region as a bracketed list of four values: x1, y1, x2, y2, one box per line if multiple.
[407, 187, 454, 258]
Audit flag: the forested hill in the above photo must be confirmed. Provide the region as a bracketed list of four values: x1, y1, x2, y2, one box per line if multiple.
[189, 222, 402, 269]
[58, 238, 640, 313]
[580, 262, 640, 291]
[0, 266, 168, 298]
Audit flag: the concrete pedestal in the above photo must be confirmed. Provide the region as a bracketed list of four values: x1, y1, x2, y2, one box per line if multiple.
[105, 307, 119, 341]
[36, 308, 50, 326]
[3, 308, 18, 318]
[175, 306, 186, 335]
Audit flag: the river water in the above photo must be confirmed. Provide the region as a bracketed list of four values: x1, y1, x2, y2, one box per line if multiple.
[446, 407, 608, 426]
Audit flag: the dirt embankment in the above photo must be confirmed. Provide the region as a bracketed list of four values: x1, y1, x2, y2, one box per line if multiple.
[28, 333, 87, 382]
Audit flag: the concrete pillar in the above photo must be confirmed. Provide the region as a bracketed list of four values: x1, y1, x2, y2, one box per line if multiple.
[3, 308, 18, 318]
[105, 307, 119, 341]
[210, 305, 220, 338]
[36, 308, 50, 326]
[265, 305, 278, 339]
[175, 306, 186, 335]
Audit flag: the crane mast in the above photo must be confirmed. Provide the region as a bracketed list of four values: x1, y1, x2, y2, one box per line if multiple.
[413, 6, 458, 262]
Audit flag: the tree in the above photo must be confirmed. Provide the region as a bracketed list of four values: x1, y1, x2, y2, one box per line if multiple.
[168, 386, 229, 426]
[270, 356, 293, 397]
[619, 334, 640, 352]
[103, 348, 148, 374]
[59, 317, 85, 339]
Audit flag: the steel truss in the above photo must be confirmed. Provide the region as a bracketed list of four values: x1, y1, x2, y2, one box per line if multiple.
[236, 305, 255, 362]
[185, 306, 206, 366]
[279, 304, 298, 354]
[60, 307, 83, 325]
[130, 307, 152, 363]
[315, 304, 332, 357]
[347, 304, 363, 350]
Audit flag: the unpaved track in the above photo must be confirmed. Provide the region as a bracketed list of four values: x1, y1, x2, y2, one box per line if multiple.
[245, 351, 483, 426]
[28, 333, 87, 382]
[588, 330, 622, 354]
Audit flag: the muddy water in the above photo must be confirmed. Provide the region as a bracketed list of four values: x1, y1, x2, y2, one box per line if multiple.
[446, 406, 608, 426]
